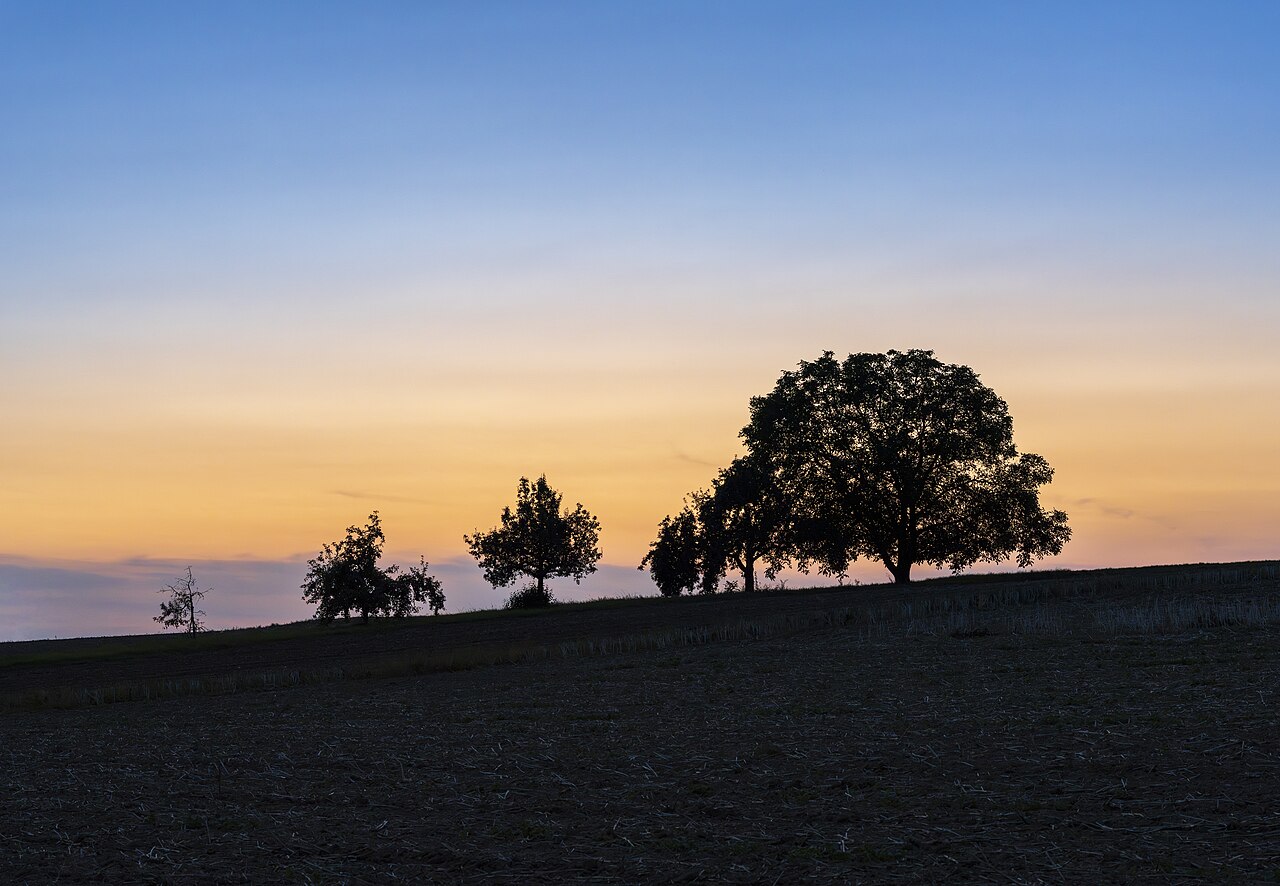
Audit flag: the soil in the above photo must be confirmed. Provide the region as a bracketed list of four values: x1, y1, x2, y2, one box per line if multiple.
[3, 606, 1279, 883]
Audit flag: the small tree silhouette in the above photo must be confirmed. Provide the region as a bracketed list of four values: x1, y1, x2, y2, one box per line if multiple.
[155, 566, 208, 633]
[465, 476, 601, 607]
[640, 505, 703, 597]
[642, 455, 790, 596]
[696, 454, 790, 593]
[301, 512, 445, 623]
[401, 555, 447, 616]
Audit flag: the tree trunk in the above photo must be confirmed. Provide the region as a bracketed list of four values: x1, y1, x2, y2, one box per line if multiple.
[890, 532, 915, 584]
[537, 575, 546, 602]
[743, 556, 756, 593]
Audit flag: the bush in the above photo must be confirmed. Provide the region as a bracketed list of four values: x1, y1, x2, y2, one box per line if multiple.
[505, 584, 555, 610]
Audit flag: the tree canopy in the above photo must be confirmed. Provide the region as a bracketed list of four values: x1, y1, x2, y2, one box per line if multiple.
[741, 349, 1070, 583]
[465, 476, 601, 606]
[301, 512, 445, 623]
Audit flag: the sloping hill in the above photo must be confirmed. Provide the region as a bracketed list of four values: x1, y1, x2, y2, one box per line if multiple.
[3, 562, 1279, 882]
[3, 561, 1278, 709]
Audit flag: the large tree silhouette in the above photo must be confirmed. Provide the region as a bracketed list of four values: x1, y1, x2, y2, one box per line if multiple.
[465, 476, 601, 606]
[742, 350, 1070, 583]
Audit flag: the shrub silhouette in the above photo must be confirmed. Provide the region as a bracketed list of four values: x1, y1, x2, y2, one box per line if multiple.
[504, 583, 555, 609]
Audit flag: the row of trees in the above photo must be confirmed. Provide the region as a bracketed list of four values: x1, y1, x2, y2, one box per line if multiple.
[159, 475, 603, 627]
[296, 476, 602, 622]
[157, 349, 1072, 629]
[643, 349, 1071, 592]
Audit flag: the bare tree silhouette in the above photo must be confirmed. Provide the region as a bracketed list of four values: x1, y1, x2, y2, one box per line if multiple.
[155, 566, 208, 633]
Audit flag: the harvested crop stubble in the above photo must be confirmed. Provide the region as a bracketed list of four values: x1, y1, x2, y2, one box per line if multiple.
[3, 617, 1280, 883]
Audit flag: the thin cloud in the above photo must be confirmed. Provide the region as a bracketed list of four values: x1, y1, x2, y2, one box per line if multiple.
[330, 490, 435, 505]
[671, 448, 724, 469]
[1070, 498, 1177, 528]
[1073, 497, 1136, 519]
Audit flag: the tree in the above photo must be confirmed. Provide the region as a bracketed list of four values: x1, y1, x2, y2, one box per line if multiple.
[641, 455, 791, 596]
[155, 566, 209, 633]
[742, 349, 1070, 584]
[401, 555, 447, 616]
[465, 476, 601, 606]
[640, 504, 703, 597]
[301, 512, 445, 623]
[696, 454, 790, 593]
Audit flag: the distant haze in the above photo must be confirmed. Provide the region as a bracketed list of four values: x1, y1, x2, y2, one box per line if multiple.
[2, 3, 1277, 639]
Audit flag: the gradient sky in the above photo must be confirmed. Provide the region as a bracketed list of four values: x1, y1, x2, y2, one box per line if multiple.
[2, 2, 1278, 640]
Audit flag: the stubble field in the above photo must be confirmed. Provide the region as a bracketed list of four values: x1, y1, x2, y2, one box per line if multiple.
[3, 563, 1279, 883]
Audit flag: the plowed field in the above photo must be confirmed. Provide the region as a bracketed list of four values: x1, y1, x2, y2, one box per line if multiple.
[3, 564, 1279, 883]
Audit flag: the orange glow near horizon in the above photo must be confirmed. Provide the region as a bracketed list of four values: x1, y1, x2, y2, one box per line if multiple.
[4, 333, 1278, 576]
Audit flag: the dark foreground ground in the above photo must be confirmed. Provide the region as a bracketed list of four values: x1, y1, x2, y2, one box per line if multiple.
[3, 599, 1279, 883]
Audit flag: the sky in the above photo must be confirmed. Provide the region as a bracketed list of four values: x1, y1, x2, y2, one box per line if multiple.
[2, 1, 1278, 640]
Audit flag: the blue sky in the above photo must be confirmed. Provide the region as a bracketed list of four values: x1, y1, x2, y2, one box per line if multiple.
[2, 2, 1278, 639]
[6, 1, 1277, 292]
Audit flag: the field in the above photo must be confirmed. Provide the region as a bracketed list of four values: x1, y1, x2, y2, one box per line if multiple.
[3, 562, 1279, 883]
